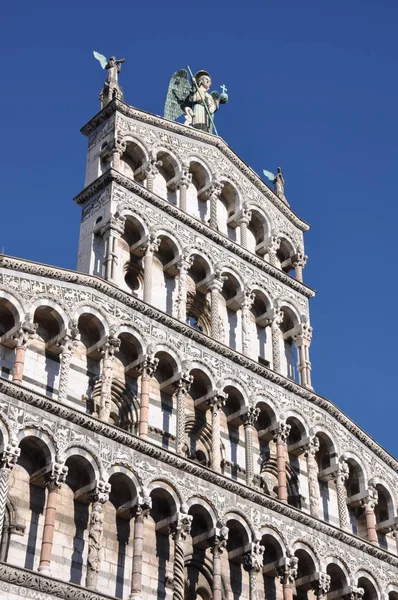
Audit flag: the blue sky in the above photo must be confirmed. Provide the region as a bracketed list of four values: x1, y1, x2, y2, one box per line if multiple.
[1, 1, 397, 456]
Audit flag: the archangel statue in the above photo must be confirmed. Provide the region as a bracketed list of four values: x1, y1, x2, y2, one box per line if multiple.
[164, 68, 228, 134]
[93, 51, 126, 108]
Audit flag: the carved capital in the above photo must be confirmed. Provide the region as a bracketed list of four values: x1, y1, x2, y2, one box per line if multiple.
[205, 179, 223, 201]
[272, 421, 291, 443]
[211, 521, 229, 555]
[46, 462, 68, 489]
[346, 588, 364, 600]
[304, 436, 320, 458]
[242, 541, 264, 572]
[100, 334, 121, 359]
[175, 166, 192, 190]
[332, 459, 349, 484]
[278, 556, 298, 584]
[13, 320, 37, 347]
[144, 153, 163, 179]
[361, 485, 378, 510]
[143, 233, 160, 255]
[0, 442, 20, 470]
[139, 354, 159, 378]
[267, 234, 281, 256]
[207, 270, 226, 293]
[242, 406, 260, 427]
[173, 373, 193, 396]
[239, 290, 256, 311]
[57, 323, 79, 355]
[236, 206, 252, 226]
[314, 573, 331, 597]
[208, 391, 227, 412]
[170, 511, 192, 542]
[88, 480, 111, 504]
[292, 252, 308, 270]
[293, 323, 313, 346]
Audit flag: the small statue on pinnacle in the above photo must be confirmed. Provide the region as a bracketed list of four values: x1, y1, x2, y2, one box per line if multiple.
[93, 52, 126, 109]
[263, 166, 288, 205]
[164, 67, 228, 135]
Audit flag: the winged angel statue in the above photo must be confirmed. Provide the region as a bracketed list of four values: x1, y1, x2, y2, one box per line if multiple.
[164, 68, 228, 135]
[93, 51, 125, 108]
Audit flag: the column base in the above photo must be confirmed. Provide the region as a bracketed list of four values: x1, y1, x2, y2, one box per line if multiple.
[38, 565, 51, 575]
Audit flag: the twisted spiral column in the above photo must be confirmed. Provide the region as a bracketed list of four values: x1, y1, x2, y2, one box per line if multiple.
[333, 460, 350, 530]
[208, 393, 226, 472]
[208, 272, 225, 341]
[171, 512, 192, 600]
[362, 484, 378, 545]
[174, 373, 193, 455]
[293, 324, 313, 389]
[242, 541, 264, 600]
[267, 236, 281, 268]
[176, 256, 193, 322]
[208, 180, 223, 230]
[240, 291, 255, 357]
[57, 324, 79, 404]
[211, 523, 228, 600]
[177, 166, 192, 212]
[292, 252, 307, 283]
[236, 206, 252, 250]
[271, 309, 284, 374]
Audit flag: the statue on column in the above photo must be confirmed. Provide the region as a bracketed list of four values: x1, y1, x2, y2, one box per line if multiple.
[93, 51, 126, 108]
[164, 67, 228, 134]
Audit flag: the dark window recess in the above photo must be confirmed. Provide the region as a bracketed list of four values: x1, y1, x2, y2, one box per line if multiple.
[186, 315, 202, 332]
[258, 357, 270, 367]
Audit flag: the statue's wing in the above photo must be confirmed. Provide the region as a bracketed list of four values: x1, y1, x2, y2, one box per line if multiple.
[164, 69, 191, 121]
[93, 51, 107, 69]
[263, 169, 275, 181]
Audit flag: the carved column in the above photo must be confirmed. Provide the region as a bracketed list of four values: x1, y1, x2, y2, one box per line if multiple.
[111, 134, 126, 171]
[0, 443, 20, 536]
[176, 166, 192, 212]
[273, 422, 291, 503]
[38, 463, 68, 574]
[314, 573, 331, 600]
[57, 323, 79, 404]
[208, 271, 225, 342]
[236, 205, 252, 250]
[392, 525, 398, 555]
[144, 154, 163, 193]
[176, 255, 193, 322]
[174, 371, 193, 456]
[271, 309, 284, 374]
[267, 235, 281, 268]
[361, 484, 378, 545]
[278, 557, 298, 600]
[102, 213, 126, 282]
[171, 510, 192, 600]
[129, 496, 152, 600]
[138, 353, 159, 440]
[242, 407, 260, 486]
[208, 393, 226, 472]
[98, 333, 120, 423]
[143, 235, 160, 304]
[349, 588, 365, 600]
[240, 291, 255, 358]
[292, 252, 307, 284]
[211, 522, 228, 600]
[293, 324, 313, 389]
[12, 319, 37, 384]
[86, 481, 111, 590]
[304, 436, 320, 518]
[332, 460, 350, 530]
[243, 541, 264, 600]
[207, 180, 223, 230]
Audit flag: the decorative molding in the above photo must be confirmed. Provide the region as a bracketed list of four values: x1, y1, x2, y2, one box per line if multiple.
[0, 256, 396, 476]
[0, 562, 116, 599]
[74, 171, 314, 299]
[80, 99, 310, 233]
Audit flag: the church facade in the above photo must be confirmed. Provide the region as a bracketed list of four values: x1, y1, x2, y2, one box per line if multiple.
[0, 85, 397, 600]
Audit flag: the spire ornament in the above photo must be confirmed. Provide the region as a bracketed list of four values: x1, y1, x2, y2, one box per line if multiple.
[93, 51, 126, 108]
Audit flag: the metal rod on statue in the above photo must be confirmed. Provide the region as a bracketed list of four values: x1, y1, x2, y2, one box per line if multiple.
[187, 65, 218, 136]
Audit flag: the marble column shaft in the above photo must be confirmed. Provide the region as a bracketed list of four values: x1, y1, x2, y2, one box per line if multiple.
[129, 498, 152, 600]
[208, 394, 226, 472]
[143, 236, 160, 304]
[171, 511, 192, 600]
[242, 407, 260, 486]
[86, 482, 111, 590]
[271, 309, 284, 374]
[333, 460, 350, 530]
[273, 422, 291, 503]
[98, 334, 121, 423]
[362, 485, 378, 545]
[139, 354, 158, 440]
[304, 437, 320, 518]
[12, 320, 37, 384]
[0, 444, 20, 536]
[174, 373, 193, 456]
[57, 324, 79, 404]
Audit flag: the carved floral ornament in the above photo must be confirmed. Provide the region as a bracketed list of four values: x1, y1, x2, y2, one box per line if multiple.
[0, 260, 397, 484]
[0, 389, 396, 592]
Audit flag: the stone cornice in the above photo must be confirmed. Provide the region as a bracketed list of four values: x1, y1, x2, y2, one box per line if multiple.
[0, 254, 396, 473]
[80, 99, 310, 233]
[1, 378, 398, 569]
[0, 561, 116, 599]
[73, 169, 315, 299]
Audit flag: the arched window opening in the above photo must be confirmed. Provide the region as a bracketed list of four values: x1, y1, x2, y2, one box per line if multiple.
[110, 332, 141, 432]
[345, 460, 366, 538]
[254, 403, 276, 495]
[358, 577, 379, 600]
[374, 484, 394, 550]
[149, 487, 176, 600]
[153, 236, 178, 315]
[251, 292, 272, 365]
[294, 548, 317, 598]
[150, 352, 178, 449]
[120, 141, 146, 181]
[276, 238, 295, 275]
[217, 181, 239, 240]
[76, 313, 104, 413]
[185, 370, 213, 465]
[29, 306, 64, 398]
[225, 519, 249, 599]
[221, 388, 245, 483]
[326, 563, 348, 595]
[186, 162, 211, 222]
[153, 151, 178, 205]
[121, 216, 146, 296]
[279, 308, 298, 381]
[247, 211, 267, 256]
[0, 298, 19, 379]
[315, 433, 336, 524]
[186, 256, 211, 335]
[286, 418, 305, 508]
[220, 273, 241, 349]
